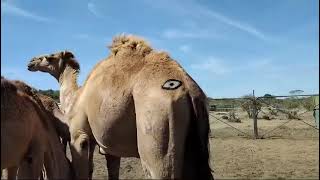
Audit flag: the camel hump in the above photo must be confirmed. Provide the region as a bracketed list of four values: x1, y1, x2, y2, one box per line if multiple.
[1, 77, 17, 92]
[108, 34, 153, 56]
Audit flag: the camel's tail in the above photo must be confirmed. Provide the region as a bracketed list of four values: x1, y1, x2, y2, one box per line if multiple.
[183, 77, 213, 180]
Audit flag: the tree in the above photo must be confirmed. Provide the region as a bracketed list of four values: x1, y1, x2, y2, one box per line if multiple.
[289, 89, 304, 96]
[263, 94, 275, 98]
[37, 89, 60, 101]
[241, 95, 262, 118]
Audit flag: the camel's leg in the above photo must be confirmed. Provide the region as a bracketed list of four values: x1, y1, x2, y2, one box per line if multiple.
[17, 156, 44, 179]
[135, 97, 190, 179]
[7, 166, 18, 180]
[69, 111, 95, 179]
[17, 140, 44, 179]
[43, 151, 55, 179]
[105, 154, 120, 179]
[88, 141, 96, 178]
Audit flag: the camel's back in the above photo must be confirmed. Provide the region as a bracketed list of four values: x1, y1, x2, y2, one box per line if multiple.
[80, 35, 204, 102]
[37, 93, 59, 113]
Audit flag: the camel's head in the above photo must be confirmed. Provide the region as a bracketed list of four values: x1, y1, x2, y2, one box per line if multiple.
[28, 51, 77, 78]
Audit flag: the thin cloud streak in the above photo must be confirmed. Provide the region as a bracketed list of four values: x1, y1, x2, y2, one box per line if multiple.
[146, 0, 268, 41]
[190, 57, 231, 75]
[190, 57, 273, 75]
[1, 1, 51, 22]
[87, 2, 103, 18]
[162, 29, 218, 39]
[199, 7, 268, 40]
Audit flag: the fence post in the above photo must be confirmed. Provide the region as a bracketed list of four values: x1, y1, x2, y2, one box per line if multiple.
[252, 90, 259, 139]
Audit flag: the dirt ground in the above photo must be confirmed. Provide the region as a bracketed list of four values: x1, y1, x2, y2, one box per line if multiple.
[2, 110, 319, 179]
[91, 110, 319, 179]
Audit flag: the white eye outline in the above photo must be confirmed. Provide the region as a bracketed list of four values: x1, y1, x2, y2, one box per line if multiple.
[162, 79, 182, 90]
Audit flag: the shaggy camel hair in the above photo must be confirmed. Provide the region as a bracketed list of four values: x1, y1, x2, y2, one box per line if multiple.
[28, 34, 213, 179]
[1, 77, 73, 179]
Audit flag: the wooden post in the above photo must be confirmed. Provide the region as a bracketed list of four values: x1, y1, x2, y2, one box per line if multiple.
[252, 90, 259, 139]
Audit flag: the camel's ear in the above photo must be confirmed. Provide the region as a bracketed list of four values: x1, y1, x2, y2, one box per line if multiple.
[61, 51, 74, 59]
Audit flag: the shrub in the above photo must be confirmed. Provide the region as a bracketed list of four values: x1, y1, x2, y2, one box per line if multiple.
[287, 110, 299, 119]
[268, 107, 278, 116]
[228, 111, 241, 123]
[302, 97, 316, 111]
[282, 98, 300, 109]
[240, 95, 262, 118]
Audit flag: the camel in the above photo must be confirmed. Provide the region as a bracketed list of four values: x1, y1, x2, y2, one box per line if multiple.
[27, 34, 213, 179]
[1, 77, 73, 179]
[28, 51, 121, 179]
[34, 92, 70, 153]
[8, 78, 70, 153]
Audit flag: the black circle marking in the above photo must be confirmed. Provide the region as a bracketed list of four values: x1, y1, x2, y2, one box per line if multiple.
[162, 79, 182, 90]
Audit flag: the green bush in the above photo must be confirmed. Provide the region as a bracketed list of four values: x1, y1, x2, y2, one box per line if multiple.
[282, 98, 300, 109]
[38, 89, 60, 101]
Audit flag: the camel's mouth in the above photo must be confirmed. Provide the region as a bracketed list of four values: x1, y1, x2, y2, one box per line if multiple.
[27, 63, 37, 71]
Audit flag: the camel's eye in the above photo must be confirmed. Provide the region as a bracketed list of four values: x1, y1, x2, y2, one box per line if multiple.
[162, 79, 182, 90]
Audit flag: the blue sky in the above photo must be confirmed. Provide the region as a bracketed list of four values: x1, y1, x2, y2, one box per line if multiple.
[1, 0, 319, 98]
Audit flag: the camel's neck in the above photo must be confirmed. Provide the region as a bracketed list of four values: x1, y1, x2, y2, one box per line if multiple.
[58, 66, 79, 114]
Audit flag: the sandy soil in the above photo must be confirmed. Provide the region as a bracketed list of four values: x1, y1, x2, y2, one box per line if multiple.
[2, 111, 319, 179]
[91, 110, 319, 179]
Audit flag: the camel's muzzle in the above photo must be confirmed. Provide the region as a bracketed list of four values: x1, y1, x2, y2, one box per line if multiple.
[27, 63, 36, 71]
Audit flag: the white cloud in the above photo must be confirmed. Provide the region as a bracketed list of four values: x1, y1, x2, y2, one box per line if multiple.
[179, 45, 191, 53]
[236, 58, 272, 71]
[190, 57, 230, 75]
[1, 1, 51, 22]
[190, 57, 273, 75]
[162, 29, 217, 39]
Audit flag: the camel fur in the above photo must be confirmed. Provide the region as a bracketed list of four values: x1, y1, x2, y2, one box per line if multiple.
[27, 34, 213, 179]
[1, 77, 73, 179]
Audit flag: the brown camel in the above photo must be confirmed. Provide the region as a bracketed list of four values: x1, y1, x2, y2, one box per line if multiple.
[28, 51, 121, 179]
[27, 34, 213, 179]
[34, 92, 70, 153]
[10, 82, 70, 153]
[1, 77, 73, 179]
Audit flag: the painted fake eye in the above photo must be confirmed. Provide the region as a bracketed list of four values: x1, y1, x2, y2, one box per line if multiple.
[162, 79, 182, 90]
